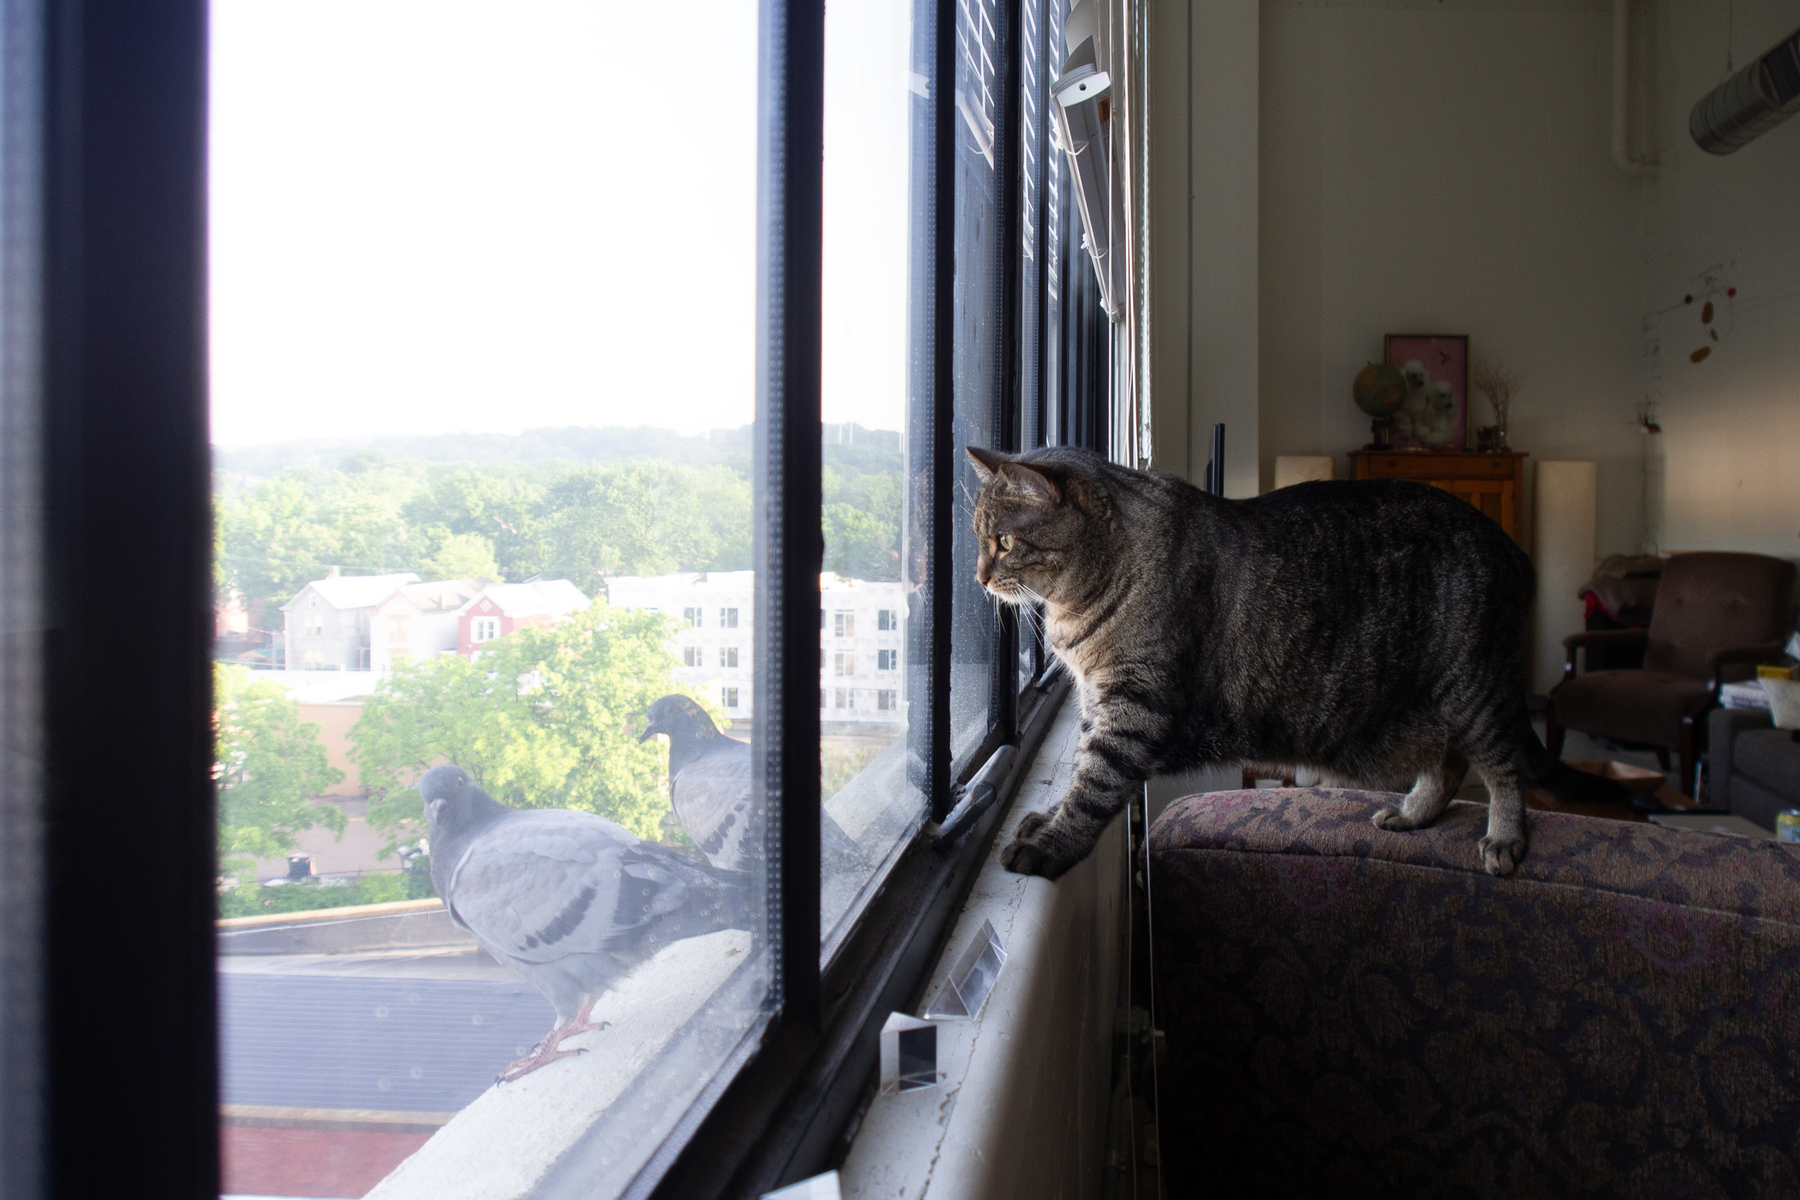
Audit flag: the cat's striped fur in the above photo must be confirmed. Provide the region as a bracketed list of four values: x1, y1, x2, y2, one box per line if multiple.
[968, 446, 1626, 880]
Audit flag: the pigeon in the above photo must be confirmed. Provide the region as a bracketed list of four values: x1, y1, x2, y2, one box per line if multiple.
[419, 763, 752, 1082]
[637, 694, 867, 875]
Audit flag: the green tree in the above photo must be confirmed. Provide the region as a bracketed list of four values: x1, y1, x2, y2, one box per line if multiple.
[822, 464, 901, 581]
[540, 461, 737, 583]
[423, 532, 502, 581]
[401, 468, 544, 582]
[824, 503, 899, 580]
[221, 474, 342, 627]
[215, 664, 346, 878]
[350, 602, 689, 852]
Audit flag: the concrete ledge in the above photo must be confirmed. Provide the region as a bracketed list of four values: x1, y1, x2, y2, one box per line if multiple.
[218, 898, 445, 929]
[222, 1105, 455, 1134]
[218, 901, 472, 956]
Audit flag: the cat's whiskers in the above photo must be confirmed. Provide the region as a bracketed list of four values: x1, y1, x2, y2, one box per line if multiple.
[1017, 583, 1084, 619]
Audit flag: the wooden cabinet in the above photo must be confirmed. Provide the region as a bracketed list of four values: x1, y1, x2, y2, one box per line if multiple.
[1348, 451, 1527, 545]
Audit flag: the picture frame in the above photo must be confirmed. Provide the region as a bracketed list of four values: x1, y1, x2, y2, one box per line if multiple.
[1384, 334, 1469, 451]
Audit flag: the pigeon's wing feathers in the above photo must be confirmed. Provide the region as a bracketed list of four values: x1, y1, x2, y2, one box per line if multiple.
[446, 810, 637, 966]
[670, 741, 759, 871]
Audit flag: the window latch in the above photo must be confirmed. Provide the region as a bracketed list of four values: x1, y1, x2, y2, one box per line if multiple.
[932, 743, 1018, 847]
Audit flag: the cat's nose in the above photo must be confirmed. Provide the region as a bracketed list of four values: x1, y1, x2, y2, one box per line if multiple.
[975, 562, 991, 586]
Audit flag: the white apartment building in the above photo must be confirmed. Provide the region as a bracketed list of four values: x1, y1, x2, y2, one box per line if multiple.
[605, 570, 906, 726]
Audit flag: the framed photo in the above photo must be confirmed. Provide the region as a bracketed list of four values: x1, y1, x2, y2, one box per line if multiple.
[1384, 334, 1469, 451]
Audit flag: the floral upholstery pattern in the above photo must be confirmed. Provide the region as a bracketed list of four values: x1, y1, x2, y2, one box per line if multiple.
[1149, 789, 1800, 1199]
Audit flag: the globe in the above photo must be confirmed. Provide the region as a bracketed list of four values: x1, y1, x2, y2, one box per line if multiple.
[1353, 362, 1407, 418]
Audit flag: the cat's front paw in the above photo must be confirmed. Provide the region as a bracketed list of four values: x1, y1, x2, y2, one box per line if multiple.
[1372, 805, 1434, 832]
[1000, 810, 1071, 880]
[1479, 834, 1526, 876]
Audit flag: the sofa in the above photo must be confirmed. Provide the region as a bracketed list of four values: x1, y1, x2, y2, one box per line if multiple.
[1150, 788, 1800, 1198]
[1710, 706, 1800, 830]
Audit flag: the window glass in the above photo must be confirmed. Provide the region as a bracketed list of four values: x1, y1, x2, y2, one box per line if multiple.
[211, 3, 767, 1196]
[817, 0, 931, 959]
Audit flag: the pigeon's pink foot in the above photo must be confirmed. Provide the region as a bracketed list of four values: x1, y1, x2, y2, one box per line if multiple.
[563, 997, 612, 1038]
[495, 1003, 613, 1083]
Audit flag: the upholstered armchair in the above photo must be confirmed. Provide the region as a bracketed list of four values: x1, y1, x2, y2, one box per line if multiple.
[1545, 551, 1796, 795]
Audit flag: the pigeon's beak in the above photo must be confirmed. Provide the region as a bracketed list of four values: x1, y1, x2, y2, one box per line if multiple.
[637, 723, 660, 744]
[426, 797, 446, 822]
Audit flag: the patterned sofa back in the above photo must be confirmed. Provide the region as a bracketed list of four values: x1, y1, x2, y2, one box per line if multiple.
[1149, 788, 1800, 1199]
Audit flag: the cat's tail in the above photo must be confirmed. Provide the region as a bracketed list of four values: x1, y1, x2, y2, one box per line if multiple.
[1518, 716, 1634, 806]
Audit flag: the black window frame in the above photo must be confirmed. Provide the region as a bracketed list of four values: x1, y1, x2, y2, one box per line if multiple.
[1, 0, 1112, 1195]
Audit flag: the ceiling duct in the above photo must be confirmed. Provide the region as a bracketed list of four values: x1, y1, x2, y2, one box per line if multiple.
[1689, 25, 1800, 154]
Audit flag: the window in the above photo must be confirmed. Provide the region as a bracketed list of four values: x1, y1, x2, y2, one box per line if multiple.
[833, 611, 854, 638]
[208, 2, 768, 1195]
[834, 651, 855, 677]
[8, 0, 1111, 1191]
[303, 612, 324, 637]
[878, 648, 899, 671]
[878, 689, 897, 711]
[877, 608, 899, 631]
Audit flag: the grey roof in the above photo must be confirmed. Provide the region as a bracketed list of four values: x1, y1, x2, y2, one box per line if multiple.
[458, 579, 589, 619]
[281, 572, 422, 612]
[390, 578, 493, 615]
[220, 972, 554, 1112]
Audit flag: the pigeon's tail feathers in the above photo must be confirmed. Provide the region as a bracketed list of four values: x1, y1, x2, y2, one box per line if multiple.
[821, 810, 869, 876]
[617, 847, 755, 950]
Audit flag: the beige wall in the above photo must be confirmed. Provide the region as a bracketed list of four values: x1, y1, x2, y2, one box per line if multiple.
[297, 701, 365, 796]
[1256, 0, 1647, 556]
[1148, 0, 1800, 567]
[1637, 0, 1800, 558]
[1149, 0, 1261, 494]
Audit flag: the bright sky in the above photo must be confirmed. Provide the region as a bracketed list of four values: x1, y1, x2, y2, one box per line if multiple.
[209, 0, 910, 448]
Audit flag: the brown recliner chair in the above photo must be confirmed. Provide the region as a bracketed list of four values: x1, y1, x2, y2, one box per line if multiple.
[1546, 551, 1795, 795]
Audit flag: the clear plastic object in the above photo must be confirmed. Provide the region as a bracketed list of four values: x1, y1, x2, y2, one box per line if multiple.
[922, 918, 1006, 1020]
[761, 1170, 842, 1200]
[878, 1013, 938, 1094]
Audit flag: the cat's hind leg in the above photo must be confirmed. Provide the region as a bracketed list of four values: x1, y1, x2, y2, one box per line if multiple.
[1468, 750, 1528, 877]
[1370, 747, 1466, 833]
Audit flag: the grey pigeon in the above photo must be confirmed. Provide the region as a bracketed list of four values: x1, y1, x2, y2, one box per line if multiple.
[638, 694, 867, 875]
[420, 764, 752, 1082]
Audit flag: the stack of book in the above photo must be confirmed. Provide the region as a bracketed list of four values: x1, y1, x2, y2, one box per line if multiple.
[1721, 682, 1772, 709]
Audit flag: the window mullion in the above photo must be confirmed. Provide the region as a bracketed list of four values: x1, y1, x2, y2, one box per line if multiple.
[754, 0, 825, 1026]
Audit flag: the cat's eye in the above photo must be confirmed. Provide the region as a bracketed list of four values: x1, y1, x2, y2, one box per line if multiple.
[998, 534, 1014, 551]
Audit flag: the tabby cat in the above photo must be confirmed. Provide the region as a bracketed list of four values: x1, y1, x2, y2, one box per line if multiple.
[967, 445, 1625, 880]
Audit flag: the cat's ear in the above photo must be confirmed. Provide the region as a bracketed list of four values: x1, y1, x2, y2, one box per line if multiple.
[967, 446, 1008, 483]
[999, 462, 1063, 505]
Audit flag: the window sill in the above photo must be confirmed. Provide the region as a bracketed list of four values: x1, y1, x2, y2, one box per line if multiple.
[838, 697, 1124, 1199]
